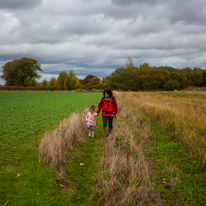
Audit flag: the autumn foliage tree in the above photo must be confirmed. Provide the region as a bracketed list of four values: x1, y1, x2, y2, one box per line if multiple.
[125, 57, 135, 68]
[48, 77, 57, 87]
[57, 70, 81, 90]
[183, 67, 192, 72]
[81, 75, 95, 85]
[29, 77, 37, 86]
[0, 57, 42, 86]
[107, 63, 171, 91]
[88, 77, 100, 85]
[41, 79, 48, 87]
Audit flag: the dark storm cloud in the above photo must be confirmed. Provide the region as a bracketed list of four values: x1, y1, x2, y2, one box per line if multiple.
[0, 0, 43, 9]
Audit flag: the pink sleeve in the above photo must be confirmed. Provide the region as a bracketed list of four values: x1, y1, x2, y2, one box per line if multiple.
[86, 112, 89, 121]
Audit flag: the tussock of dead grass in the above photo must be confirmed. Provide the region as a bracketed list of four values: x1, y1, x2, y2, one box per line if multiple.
[38, 111, 87, 170]
[95, 99, 163, 205]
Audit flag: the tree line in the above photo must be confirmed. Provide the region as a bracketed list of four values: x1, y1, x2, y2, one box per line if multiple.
[1, 57, 206, 91]
[106, 58, 206, 91]
[0, 57, 106, 90]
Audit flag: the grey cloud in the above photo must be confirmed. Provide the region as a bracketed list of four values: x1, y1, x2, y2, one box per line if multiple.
[112, 0, 156, 6]
[1, 0, 206, 85]
[165, 0, 206, 25]
[0, 0, 43, 10]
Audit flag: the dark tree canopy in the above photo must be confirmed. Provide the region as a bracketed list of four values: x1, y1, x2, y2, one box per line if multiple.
[107, 62, 206, 91]
[81, 75, 95, 85]
[0, 57, 42, 86]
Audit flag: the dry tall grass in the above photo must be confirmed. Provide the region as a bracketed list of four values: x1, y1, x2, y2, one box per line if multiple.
[95, 98, 163, 205]
[38, 111, 87, 170]
[116, 91, 206, 168]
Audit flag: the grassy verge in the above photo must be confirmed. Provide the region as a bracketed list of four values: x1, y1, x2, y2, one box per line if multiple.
[148, 118, 206, 205]
[0, 141, 72, 205]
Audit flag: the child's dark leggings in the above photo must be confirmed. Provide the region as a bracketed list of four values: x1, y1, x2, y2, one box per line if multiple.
[102, 115, 114, 128]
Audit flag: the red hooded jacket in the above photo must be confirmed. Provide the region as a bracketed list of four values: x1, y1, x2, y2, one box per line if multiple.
[97, 96, 118, 116]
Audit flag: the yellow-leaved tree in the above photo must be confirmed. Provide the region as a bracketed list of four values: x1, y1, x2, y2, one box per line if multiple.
[125, 57, 134, 68]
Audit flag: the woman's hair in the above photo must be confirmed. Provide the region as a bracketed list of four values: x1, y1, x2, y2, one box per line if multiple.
[90, 105, 95, 110]
[103, 88, 113, 97]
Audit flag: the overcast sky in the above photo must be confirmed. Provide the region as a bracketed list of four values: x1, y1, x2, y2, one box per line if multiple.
[0, 0, 206, 84]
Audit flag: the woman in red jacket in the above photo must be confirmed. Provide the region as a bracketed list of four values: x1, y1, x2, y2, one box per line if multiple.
[97, 88, 118, 138]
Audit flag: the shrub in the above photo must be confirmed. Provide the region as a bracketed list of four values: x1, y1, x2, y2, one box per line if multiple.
[163, 80, 180, 91]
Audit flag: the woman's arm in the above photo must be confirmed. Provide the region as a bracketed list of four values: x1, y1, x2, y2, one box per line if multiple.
[112, 98, 118, 115]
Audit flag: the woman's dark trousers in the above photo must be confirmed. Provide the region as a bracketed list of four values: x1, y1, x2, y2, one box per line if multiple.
[102, 115, 114, 137]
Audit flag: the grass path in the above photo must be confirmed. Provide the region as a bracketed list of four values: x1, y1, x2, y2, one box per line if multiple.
[64, 114, 104, 205]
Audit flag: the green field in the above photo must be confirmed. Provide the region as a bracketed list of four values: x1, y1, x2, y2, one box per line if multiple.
[0, 91, 102, 205]
[1, 91, 206, 205]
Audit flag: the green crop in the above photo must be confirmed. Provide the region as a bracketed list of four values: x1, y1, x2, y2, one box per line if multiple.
[0, 91, 102, 146]
[0, 91, 102, 206]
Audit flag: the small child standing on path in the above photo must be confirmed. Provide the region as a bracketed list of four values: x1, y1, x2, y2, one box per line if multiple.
[86, 105, 98, 137]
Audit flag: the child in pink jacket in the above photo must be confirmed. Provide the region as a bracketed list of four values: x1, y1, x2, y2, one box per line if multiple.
[86, 105, 98, 137]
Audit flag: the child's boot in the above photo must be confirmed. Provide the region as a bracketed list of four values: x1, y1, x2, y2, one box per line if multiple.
[92, 132, 94, 137]
[104, 127, 109, 138]
[88, 130, 91, 136]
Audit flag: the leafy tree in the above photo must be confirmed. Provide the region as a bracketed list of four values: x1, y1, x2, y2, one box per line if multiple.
[107, 67, 125, 89]
[68, 70, 76, 79]
[75, 80, 81, 89]
[0, 57, 42, 86]
[42, 79, 48, 87]
[29, 77, 37, 86]
[193, 67, 203, 71]
[139, 66, 170, 90]
[88, 77, 100, 85]
[139, 63, 150, 70]
[186, 70, 204, 87]
[102, 76, 109, 86]
[158, 66, 176, 72]
[163, 80, 180, 91]
[57, 71, 68, 90]
[125, 57, 134, 68]
[170, 72, 184, 83]
[81, 75, 95, 85]
[48, 77, 57, 87]
[183, 67, 192, 72]
[117, 67, 140, 91]
[63, 70, 79, 90]
[202, 69, 206, 86]
[70, 78, 77, 89]
[64, 75, 71, 90]
[180, 77, 193, 89]
[159, 66, 184, 83]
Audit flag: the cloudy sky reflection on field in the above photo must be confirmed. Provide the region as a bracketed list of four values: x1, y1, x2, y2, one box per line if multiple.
[0, 0, 206, 84]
